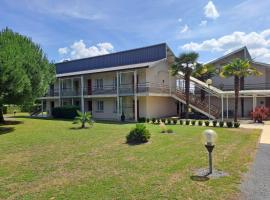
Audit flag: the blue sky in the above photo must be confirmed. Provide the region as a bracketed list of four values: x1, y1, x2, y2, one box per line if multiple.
[1, 0, 270, 63]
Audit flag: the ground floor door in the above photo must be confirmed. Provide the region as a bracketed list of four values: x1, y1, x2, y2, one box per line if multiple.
[266, 97, 270, 108]
[88, 100, 92, 112]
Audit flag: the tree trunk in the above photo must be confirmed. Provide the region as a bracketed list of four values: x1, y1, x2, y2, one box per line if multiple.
[234, 76, 240, 122]
[240, 76, 244, 117]
[200, 89, 206, 101]
[81, 120, 85, 128]
[0, 106, 4, 123]
[185, 72, 191, 119]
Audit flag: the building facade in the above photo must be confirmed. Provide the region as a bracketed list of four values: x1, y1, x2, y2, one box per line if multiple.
[39, 43, 270, 121]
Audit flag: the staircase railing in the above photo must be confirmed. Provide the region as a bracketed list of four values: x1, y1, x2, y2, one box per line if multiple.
[173, 88, 220, 118]
[174, 72, 223, 119]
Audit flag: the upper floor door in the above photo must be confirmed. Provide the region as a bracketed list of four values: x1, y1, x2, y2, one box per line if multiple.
[88, 79, 92, 95]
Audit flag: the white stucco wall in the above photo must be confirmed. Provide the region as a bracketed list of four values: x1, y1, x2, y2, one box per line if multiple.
[145, 96, 177, 118]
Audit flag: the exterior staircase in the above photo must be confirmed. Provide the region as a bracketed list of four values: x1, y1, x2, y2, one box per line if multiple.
[171, 72, 224, 119]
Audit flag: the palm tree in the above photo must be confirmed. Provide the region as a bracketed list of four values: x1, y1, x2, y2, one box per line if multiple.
[171, 52, 199, 119]
[193, 64, 216, 101]
[73, 110, 94, 128]
[220, 58, 261, 122]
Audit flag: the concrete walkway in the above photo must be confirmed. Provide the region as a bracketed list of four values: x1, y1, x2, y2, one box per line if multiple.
[240, 124, 270, 200]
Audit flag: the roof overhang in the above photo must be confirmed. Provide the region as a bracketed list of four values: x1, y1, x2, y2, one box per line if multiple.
[56, 59, 166, 78]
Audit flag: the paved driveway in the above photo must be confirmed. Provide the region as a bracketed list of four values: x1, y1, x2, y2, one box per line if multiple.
[240, 124, 270, 200]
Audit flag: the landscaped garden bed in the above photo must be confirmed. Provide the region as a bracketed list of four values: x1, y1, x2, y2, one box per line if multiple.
[0, 113, 260, 199]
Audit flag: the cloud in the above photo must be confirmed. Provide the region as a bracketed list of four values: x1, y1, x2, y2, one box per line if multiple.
[22, 0, 104, 21]
[180, 24, 189, 33]
[58, 47, 69, 55]
[199, 20, 207, 27]
[181, 29, 270, 62]
[204, 1, 219, 20]
[178, 18, 182, 22]
[59, 40, 114, 60]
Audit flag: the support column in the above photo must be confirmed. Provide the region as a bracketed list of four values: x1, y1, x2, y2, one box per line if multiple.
[80, 75, 84, 113]
[41, 100, 44, 117]
[116, 71, 120, 119]
[134, 70, 138, 121]
[58, 78, 61, 106]
[253, 95, 257, 112]
[221, 94, 224, 121]
[226, 95, 229, 119]
[71, 77, 74, 105]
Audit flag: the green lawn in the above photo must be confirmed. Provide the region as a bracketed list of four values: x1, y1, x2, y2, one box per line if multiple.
[0, 114, 260, 200]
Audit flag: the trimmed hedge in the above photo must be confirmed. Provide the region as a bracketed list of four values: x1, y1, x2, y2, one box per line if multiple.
[52, 106, 80, 119]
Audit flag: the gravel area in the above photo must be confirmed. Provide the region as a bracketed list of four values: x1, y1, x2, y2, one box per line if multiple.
[240, 124, 270, 200]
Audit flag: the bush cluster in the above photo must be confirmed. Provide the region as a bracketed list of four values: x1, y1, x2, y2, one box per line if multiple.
[52, 106, 80, 119]
[2, 105, 21, 114]
[145, 118, 240, 128]
[126, 124, 151, 144]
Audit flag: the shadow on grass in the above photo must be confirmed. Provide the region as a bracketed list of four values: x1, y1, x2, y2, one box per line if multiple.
[0, 120, 23, 126]
[12, 116, 135, 125]
[69, 127, 92, 130]
[0, 127, 15, 135]
[12, 116, 72, 122]
[190, 175, 209, 182]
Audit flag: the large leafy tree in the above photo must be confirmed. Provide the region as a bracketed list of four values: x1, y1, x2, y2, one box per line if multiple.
[220, 58, 261, 122]
[0, 28, 55, 122]
[193, 64, 216, 101]
[171, 52, 199, 119]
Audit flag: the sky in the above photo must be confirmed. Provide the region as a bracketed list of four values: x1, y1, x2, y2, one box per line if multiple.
[1, 0, 270, 63]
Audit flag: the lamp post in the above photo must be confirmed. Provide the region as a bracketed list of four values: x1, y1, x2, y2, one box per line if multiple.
[202, 129, 217, 175]
[206, 79, 212, 120]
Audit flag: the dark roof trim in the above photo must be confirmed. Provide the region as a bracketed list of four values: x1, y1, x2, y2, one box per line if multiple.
[206, 46, 251, 64]
[56, 43, 168, 75]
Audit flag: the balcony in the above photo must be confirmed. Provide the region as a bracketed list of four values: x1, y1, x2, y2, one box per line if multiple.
[218, 83, 270, 91]
[85, 85, 117, 96]
[42, 82, 171, 98]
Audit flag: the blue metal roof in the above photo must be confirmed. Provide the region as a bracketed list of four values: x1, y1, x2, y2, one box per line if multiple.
[56, 43, 167, 74]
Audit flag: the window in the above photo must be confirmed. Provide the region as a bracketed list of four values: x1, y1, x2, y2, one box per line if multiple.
[95, 79, 103, 89]
[96, 101, 104, 112]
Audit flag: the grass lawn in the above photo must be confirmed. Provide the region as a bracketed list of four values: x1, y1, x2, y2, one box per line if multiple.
[0, 114, 260, 200]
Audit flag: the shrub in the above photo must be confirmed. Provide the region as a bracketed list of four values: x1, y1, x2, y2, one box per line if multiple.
[234, 122, 240, 128]
[126, 124, 151, 144]
[167, 118, 171, 124]
[198, 120, 203, 126]
[138, 117, 146, 123]
[204, 121, 210, 126]
[213, 120, 217, 127]
[173, 119, 177, 124]
[185, 120, 190, 125]
[161, 118, 166, 123]
[73, 110, 94, 128]
[226, 121, 233, 128]
[146, 118, 150, 123]
[250, 106, 270, 123]
[219, 121, 224, 127]
[152, 118, 156, 124]
[179, 120, 183, 125]
[191, 120, 196, 126]
[157, 119, 160, 124]
[52, 106, 80, 119]
[167, 128, 174, 133]
[160, 122, 167, 133]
